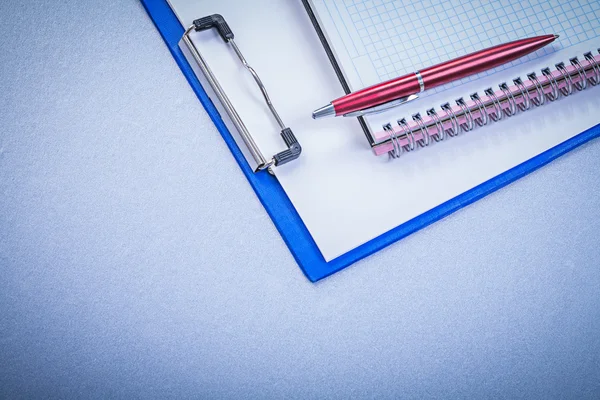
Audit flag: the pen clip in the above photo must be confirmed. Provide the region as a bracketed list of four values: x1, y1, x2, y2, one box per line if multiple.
[342, 94, 419, 117]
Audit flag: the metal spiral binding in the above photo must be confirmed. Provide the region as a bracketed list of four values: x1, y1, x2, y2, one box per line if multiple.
[427, 108, 446, 142]
[570, 57, 587, 91]
[456, 98, 475, 131]
[555, 62, 574, 96]
[484, 87, 504, 121]
[441, 103, 460, 137]
[412, 113, 431, 147]
[499, 82, 518, 116]
[584, 52, 600, 86]
[398, 118, 416, 151]
[381, 49, 600, 159]
[384, 118, 417, 158]
[470, 93, 489, 126]
[527, 72, 545, 106]
[513, 77, 531, 111]
[383, 124, 401, 158]
[541, 67, 561, 101]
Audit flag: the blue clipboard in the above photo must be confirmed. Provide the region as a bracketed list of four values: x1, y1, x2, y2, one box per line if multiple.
[141, 0, 600, 282]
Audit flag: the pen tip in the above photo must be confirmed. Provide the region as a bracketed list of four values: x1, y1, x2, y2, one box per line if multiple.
[554, 34, 560, 39]
[312, 103, 335, 119]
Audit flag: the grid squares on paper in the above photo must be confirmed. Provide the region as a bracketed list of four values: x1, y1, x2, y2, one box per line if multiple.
[320, 0, 600, 96]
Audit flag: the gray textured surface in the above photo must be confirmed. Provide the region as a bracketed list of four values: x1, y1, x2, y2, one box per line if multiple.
[1, 1, 600, 398]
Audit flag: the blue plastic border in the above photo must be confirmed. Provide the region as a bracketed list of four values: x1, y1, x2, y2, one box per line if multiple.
[141, 0, 600, 282]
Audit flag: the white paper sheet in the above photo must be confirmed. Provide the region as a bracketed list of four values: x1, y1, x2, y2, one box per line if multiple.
[168, 0, 600, 261]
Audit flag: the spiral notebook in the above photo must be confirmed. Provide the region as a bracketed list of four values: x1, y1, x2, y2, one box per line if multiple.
[308, 0, 600, 146]
[144, 0, 600, 280]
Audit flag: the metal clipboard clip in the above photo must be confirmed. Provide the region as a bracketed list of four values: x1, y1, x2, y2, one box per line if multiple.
[181, 15, 301, 173]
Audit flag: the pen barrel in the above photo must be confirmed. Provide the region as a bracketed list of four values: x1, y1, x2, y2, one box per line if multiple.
[330, 35, 556, 116]
[420, 35, 557, 89]
[332, 73, 421, 116]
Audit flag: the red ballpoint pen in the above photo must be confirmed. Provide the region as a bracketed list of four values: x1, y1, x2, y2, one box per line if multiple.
[312, 34, 558, 119]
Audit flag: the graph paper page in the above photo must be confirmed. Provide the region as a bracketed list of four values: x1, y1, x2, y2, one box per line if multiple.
[310, 0, 600, 129]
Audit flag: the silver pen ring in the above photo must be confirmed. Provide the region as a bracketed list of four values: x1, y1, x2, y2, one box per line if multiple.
[415, 71, 425, 93]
